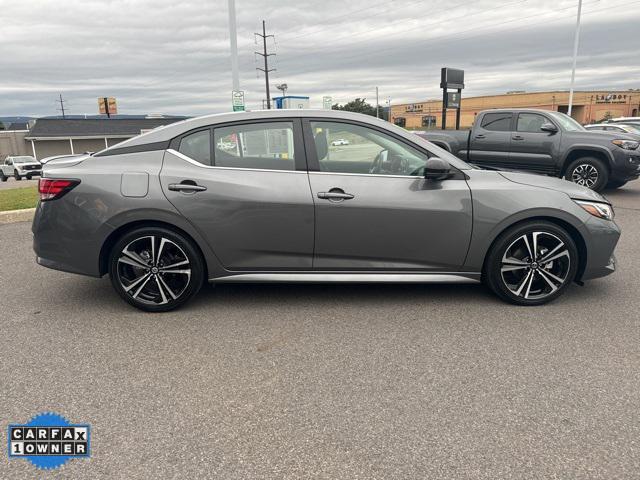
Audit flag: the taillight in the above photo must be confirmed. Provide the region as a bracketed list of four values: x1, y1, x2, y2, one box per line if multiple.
[38, 178, 80, 201]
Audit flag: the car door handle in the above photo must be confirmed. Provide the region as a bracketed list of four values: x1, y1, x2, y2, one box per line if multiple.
[168, 182, 207, 192]
[317, 190, 354, 201]
[512, 135, 524, 140]
[474, 134, 485, 139]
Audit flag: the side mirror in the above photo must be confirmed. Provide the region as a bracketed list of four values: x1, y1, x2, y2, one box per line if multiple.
[540, 122, 558, 133]
[424, 157, 452, 180]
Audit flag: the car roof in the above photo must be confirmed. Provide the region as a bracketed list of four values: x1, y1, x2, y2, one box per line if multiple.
[101, 109, 405, 148]
[95, 108, 472, 170]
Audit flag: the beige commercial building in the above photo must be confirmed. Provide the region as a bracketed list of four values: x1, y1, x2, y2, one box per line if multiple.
[390, 90, 640, 130]
[0, 117, 185, 160]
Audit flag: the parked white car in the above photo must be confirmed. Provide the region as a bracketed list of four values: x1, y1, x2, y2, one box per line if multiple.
[331, 138, 349, 146]
[0, 155, 42, 181]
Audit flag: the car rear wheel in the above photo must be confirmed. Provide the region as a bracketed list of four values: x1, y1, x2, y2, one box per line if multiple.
[14, 170, 21, 181]
[0, 171, 6, 182]
[108, 227, 204, 312]
[564, 157, 608, 192]
[484, 221, 578, 306]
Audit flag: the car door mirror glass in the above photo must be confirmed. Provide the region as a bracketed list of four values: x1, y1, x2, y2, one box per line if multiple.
[424, 157, 452, 180]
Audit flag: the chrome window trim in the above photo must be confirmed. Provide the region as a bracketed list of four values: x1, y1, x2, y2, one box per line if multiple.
[309, 171, 422, 180]
[166, 148, 305, 174]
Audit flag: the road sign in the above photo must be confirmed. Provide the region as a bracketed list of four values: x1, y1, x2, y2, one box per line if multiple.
[232, 90, 245, 112]
[322, 96, 332, 109]
[446, 92, 461, 109]
[98, 97, 117, 115]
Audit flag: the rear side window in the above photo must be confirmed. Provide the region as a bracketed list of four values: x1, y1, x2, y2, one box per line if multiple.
[213, 122, 295, 171]
[517, 113, 548, 133]
[480, 113, 512, 131]
[179, 130, 211, 165]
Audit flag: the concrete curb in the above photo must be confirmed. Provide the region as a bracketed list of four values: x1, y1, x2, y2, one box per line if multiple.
[0, 207, 36, 224]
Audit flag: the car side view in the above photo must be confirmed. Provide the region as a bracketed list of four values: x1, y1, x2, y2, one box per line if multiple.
[32, 110, 620, 312]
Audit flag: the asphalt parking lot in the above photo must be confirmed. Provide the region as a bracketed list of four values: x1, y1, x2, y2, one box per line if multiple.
[1, 183, 639, 479]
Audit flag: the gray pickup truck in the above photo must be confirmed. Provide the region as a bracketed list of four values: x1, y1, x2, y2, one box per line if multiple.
[417, 109, 640, 191]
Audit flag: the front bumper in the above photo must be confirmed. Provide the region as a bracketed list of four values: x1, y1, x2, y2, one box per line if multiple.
[580, 216, 621, 281]
[610, 149, 640, 182]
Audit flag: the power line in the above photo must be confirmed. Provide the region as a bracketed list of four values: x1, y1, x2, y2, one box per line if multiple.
[255, 20, 276, 109]
[56, 93, 67, 119]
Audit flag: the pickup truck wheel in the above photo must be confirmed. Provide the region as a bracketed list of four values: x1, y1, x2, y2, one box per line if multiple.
[484, 221, 578, 306]
[14, 170, 21, 181]
[564, 157, 608, 192]
[0, 171, 6, 182]
[606, 180, 627, 189]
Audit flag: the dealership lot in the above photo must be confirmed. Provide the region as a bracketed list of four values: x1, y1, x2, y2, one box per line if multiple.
[1, 184, 639, 479]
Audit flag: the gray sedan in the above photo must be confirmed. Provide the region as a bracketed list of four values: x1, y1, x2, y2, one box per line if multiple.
[33, 110, 619, 311]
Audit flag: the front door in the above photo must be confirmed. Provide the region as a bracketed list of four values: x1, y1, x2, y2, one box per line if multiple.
[304, 120, 473, 271]
[509, 112, 558, 173]
[160, 119, 315, 270]
[468, 111, 513, 167]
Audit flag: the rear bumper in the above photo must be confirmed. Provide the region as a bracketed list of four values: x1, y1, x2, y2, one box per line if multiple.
[32, 200, 106, 278]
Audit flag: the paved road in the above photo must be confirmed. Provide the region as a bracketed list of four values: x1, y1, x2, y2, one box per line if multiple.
[0, 178, 38, 190]
[1, 183, 639, 479]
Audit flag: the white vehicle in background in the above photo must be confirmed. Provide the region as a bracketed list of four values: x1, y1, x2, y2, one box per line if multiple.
[331, 138, 350, 146]
[0, 155, 42, 181]
[585, 123, 640, 137]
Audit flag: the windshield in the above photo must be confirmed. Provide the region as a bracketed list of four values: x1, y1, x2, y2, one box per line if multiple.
[12, 156, 36, 164]
[547, 112, 585, 132]
[622, 124, 640, 134]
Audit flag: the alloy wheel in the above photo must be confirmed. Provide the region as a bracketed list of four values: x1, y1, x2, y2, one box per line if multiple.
[116, 235, 192, 306]
[571, 164, 599, 188]
[500, 231, 571, 300]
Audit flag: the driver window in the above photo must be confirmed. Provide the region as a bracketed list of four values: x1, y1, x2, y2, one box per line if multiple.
[310, 121, 429, 176]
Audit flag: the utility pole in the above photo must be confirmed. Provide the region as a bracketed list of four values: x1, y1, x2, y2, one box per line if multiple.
[57, 94, 67, 119]
[568, 0, 582, 117]
[255, 20, 275, 109]
[375, 87, 380, 118]
[227, 0, 240, 93]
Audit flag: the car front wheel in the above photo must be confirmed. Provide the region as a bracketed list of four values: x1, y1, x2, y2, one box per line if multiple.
[564, 157, 608, 191]
[484, 221, 578, 305]
[108, 227, 204, 312]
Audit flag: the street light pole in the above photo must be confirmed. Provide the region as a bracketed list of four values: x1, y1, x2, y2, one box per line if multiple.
[567, 0, 582, 117]
[227, 0, 240, 93]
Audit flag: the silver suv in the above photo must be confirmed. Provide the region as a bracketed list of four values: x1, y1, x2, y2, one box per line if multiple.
[33, 110, 620, 312]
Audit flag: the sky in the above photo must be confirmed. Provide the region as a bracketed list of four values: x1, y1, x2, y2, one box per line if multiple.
[0, 0, 639, 117]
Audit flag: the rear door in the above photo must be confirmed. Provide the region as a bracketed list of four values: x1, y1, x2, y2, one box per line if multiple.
[304, 119, 472, 271]
[468, 112, 513, 167]
[160, 119, 315, 270]
[509, 112, 558, 173]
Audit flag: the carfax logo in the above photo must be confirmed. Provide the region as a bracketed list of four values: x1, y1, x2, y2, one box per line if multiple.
[7, 412, 90, 470]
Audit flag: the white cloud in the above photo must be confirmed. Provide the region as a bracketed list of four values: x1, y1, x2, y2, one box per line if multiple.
[0, 0, 638, 116]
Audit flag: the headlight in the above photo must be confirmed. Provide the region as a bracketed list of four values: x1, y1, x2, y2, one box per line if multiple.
[612, 139, 639, 150]
[574, 200, 614, 220]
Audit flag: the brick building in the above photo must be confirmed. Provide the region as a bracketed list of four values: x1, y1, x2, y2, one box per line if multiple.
[390, 90, 640, 130]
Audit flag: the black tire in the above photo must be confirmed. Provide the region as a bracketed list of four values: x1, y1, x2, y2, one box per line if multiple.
[0, 171, 6, 182]
[606, 179, 627, 189]
[484, 221, 579, 306]
[26, 174, 32, 180]
[108, 226, 204, 312]
[14, 170, 21, 181]
[563, 156, 608, 192]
